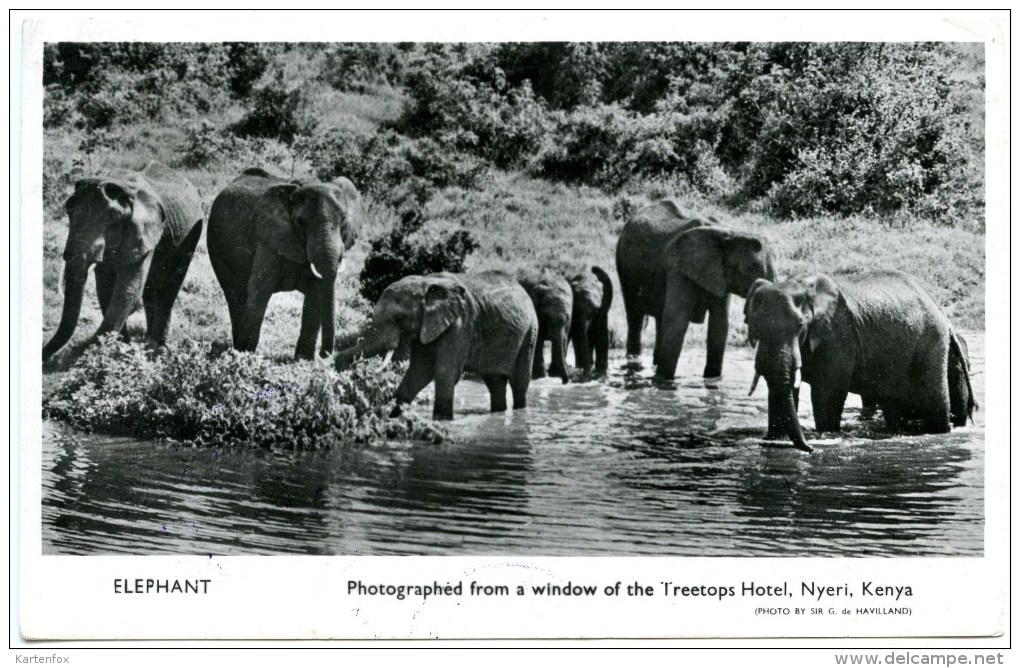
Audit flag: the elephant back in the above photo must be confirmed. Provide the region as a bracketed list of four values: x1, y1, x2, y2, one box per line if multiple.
[517, 268, 572, 315]
[135, 162, 204, 247]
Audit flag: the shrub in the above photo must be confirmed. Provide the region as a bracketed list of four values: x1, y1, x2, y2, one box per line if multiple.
[303, 127, 489, 207]
[42, 336, 445, 448]
[319, 43, 410, 93]
[397, 48, 551, 169]
[359, 208, 479, 304]
[231, 72, 317, 144]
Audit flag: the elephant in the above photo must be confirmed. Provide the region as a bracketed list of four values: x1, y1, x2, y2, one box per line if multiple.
[517, 267, 573, 383]
[335, 271, 539, 421]
[743, 271, 976, 452]
[615, 199, 776, 383]
[567, 266, 613, 381]
[206, 168, 361, 359]
[43, 162, 204, 361]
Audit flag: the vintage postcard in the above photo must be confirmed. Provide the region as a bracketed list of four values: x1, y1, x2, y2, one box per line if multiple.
[14, 10, 1010, 646]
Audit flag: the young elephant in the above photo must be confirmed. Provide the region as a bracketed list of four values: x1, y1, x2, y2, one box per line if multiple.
[43, 162, 204, 361]
[744, 271, 975, 452]
[616, 199, 775, 383]
[335, 271, 539, 420]
[567, 266, 613, 381]
[517, 268, 573, 383]
[207, 168, 361, 359]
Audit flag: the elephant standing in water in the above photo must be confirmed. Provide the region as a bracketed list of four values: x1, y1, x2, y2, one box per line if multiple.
[743, 271, 976, 452]
[43, 162, 204, 361]
[335, 272, 538, 420]
[567, 266, 613, 381]
[615, 200, 775, 384]
[207, 168, 361, 359]
[517, 268, 573, 383]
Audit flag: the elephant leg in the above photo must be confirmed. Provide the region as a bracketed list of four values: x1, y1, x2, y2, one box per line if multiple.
[392, 354, 436, 418]
[237, 247, 282, 353]
[655, 294, 693, 382]
[531, 337, 547, 379]
[295, 294, 321, 361]
[860, 395, 879, 418]
[918, 391, 952, 434]
[881, 400, 905, 430]
[592, 319, 610, 378]
[432, 365, 462, 421]
[551, 328, 571, 383]
[811, 383, 848, 433]
[483, 374, 509, 413]
[94, 263, 126, 338]
[624, 299, 644, 363]
[510, 338, 534, 410]
[146, 222, 202, 347]
[95, 255, 153, 341]
[225, 291, 248, 350]
[703, 296, 730, 380]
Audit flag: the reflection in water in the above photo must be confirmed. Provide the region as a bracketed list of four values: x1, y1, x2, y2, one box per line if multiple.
[42, 335, 985, 556]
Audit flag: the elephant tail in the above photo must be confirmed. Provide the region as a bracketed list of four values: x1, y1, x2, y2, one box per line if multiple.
[592, 265, 613, 314]
[949, 331, 978, 421]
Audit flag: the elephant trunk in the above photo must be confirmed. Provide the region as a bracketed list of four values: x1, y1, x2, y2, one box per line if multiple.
[335, 324, 400, 371]
[770, 383, 811, 452]
[43, 257, 90, 361]
[758, 338, 811, 452]
[317, 279, 337, 357]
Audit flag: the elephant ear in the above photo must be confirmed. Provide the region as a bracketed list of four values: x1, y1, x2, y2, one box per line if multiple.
[420, 279, 471, 345]
[253, 182, 306, 265]
[743, 278, 772, 346]
[102, 178, 165, 264]
[672, 227, 730, 297]
[800, 275, 841, 352]
[328, 176, 361, 250]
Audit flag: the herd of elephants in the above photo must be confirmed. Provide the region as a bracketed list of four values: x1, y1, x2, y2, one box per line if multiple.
[43, 162, 977, 453]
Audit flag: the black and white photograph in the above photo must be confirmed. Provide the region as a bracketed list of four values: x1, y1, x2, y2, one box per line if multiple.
[14, 9, 1010, 646]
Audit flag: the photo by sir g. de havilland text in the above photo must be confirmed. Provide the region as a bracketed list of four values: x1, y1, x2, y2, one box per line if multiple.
[38, 41, 986, 558]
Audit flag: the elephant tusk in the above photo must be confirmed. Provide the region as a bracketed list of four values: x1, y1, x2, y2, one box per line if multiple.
[748, 372, 761, 396]
[793, 368, 801, 389]
[379, 348, 394, 368]
[338, 258, 347, 274]
[309, 262, 323, 280]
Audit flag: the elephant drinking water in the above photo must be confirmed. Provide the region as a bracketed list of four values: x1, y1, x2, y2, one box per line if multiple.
[335, 271, 539, 421]
[207, 168, 361, 359]
[43, 162, 204, 361]
[743, 271, 976, 452]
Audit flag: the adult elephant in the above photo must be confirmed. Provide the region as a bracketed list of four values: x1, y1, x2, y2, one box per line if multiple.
[567, 266, 613, 381]
[744, 271, 975, 452]
[335, 271, 538, 420]
[517, 267, 573, 383]
[615, 199, 775, 383]
[207, 168, 361, 359]
[43, 162, 204, 361]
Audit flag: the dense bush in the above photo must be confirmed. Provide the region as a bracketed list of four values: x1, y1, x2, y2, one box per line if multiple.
[398, 41, 982, 220]
[359, 208, 479, 304]
[397, 48, 551, 169]
[178, 120, 292, 170]
[231, 72, 317, 144]
[319, 43, 411, 93]
[43, 43, 235, 130]
[303, 127, 489, 206]
[42, 337, 445, 448]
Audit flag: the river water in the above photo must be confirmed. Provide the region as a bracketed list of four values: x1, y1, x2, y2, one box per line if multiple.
[41, 336, 984, 557]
